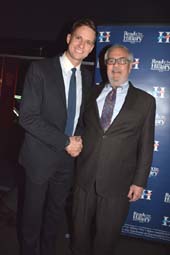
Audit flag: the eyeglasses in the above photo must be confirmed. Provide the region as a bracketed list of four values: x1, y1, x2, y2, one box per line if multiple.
[106, 57, 131, 65]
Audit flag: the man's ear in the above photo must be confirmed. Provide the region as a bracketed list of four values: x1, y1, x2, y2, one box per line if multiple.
[66, 34, 71, 44]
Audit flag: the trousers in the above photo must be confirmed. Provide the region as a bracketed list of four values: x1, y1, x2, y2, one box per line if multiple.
[72, 184, 130, 255]
[18, 168, 73, 255]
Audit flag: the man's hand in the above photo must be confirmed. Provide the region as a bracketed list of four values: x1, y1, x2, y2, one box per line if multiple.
[127, 184, 144, 202]
[65, 136, 83, 157]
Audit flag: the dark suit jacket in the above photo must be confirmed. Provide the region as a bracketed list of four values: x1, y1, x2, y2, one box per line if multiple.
[75, 82, 156, 198]
[19, 56, 93, 183]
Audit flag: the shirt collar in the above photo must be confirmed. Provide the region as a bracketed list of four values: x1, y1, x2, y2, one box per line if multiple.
[60, 52, 81, 72]
[105, 81, 129, 92]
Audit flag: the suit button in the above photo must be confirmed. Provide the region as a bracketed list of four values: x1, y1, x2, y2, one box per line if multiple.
[103, 135, 107, 139]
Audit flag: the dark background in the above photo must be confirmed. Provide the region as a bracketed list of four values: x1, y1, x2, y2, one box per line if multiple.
[0, 0, 170, 163]
[0, 2, 170, 254]
[0, 0, 170, 162]
[0, 0, 170, 60]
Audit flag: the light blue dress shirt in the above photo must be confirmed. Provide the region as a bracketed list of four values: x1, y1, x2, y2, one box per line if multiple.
[96, 81, 129, 123]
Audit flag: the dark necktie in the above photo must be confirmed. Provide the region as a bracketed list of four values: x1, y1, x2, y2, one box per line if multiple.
[65, 68, 77, 136]
[100, 88, 117, 132]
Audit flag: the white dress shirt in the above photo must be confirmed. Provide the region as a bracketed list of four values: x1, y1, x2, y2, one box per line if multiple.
[60, 53, 82, 135]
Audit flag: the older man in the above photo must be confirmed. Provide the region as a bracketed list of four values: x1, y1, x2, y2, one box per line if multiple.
[72, 44, 156, 255]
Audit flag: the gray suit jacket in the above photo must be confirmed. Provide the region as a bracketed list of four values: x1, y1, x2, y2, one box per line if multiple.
[75, 82, 156, 198]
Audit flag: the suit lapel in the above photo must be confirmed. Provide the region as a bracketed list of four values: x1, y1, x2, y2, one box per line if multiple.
[107, 82, 137, 131]
[52, 56, 67, 107]
[92, 82, 137, 132]
[91, 83, 105, 132]
[79, 66, 94, 117]
[80, 67, 86, 115]
[94, 83, 105, 120]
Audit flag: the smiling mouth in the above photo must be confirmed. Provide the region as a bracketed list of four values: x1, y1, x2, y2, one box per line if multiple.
[75, 48, 84, 54]
[112, 70, 120, 73]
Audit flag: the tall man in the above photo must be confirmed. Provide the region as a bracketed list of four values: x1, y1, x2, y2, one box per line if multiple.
[18, 18, 97, 255]
[72, 44, 156, 255]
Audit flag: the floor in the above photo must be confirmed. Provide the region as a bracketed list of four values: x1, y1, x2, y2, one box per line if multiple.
[0, 188, 169, 255]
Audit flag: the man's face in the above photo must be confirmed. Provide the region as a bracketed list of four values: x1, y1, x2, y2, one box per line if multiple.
[106, 47, 133, 87]
[66, 25, 95, 66]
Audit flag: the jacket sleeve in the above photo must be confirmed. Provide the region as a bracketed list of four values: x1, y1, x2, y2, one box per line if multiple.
[19, 62, 68, 152]
[132, 95, 156, 188]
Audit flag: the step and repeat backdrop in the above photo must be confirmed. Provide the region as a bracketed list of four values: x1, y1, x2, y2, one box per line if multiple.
[0, 25, 170, 244]
[95, 25, 170, 243]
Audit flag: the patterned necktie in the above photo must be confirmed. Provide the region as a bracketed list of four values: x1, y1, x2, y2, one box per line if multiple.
[65, 68, 77, 136]
[100, 88, 117, 132]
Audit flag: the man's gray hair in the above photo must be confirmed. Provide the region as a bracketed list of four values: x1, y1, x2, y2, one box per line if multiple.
[104, 44, 134, 62]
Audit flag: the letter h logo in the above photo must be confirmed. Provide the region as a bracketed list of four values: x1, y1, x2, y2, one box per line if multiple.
[140, 189, 152, 200]
[158, 32, 170, 43]
[98, 31, 111, 42]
